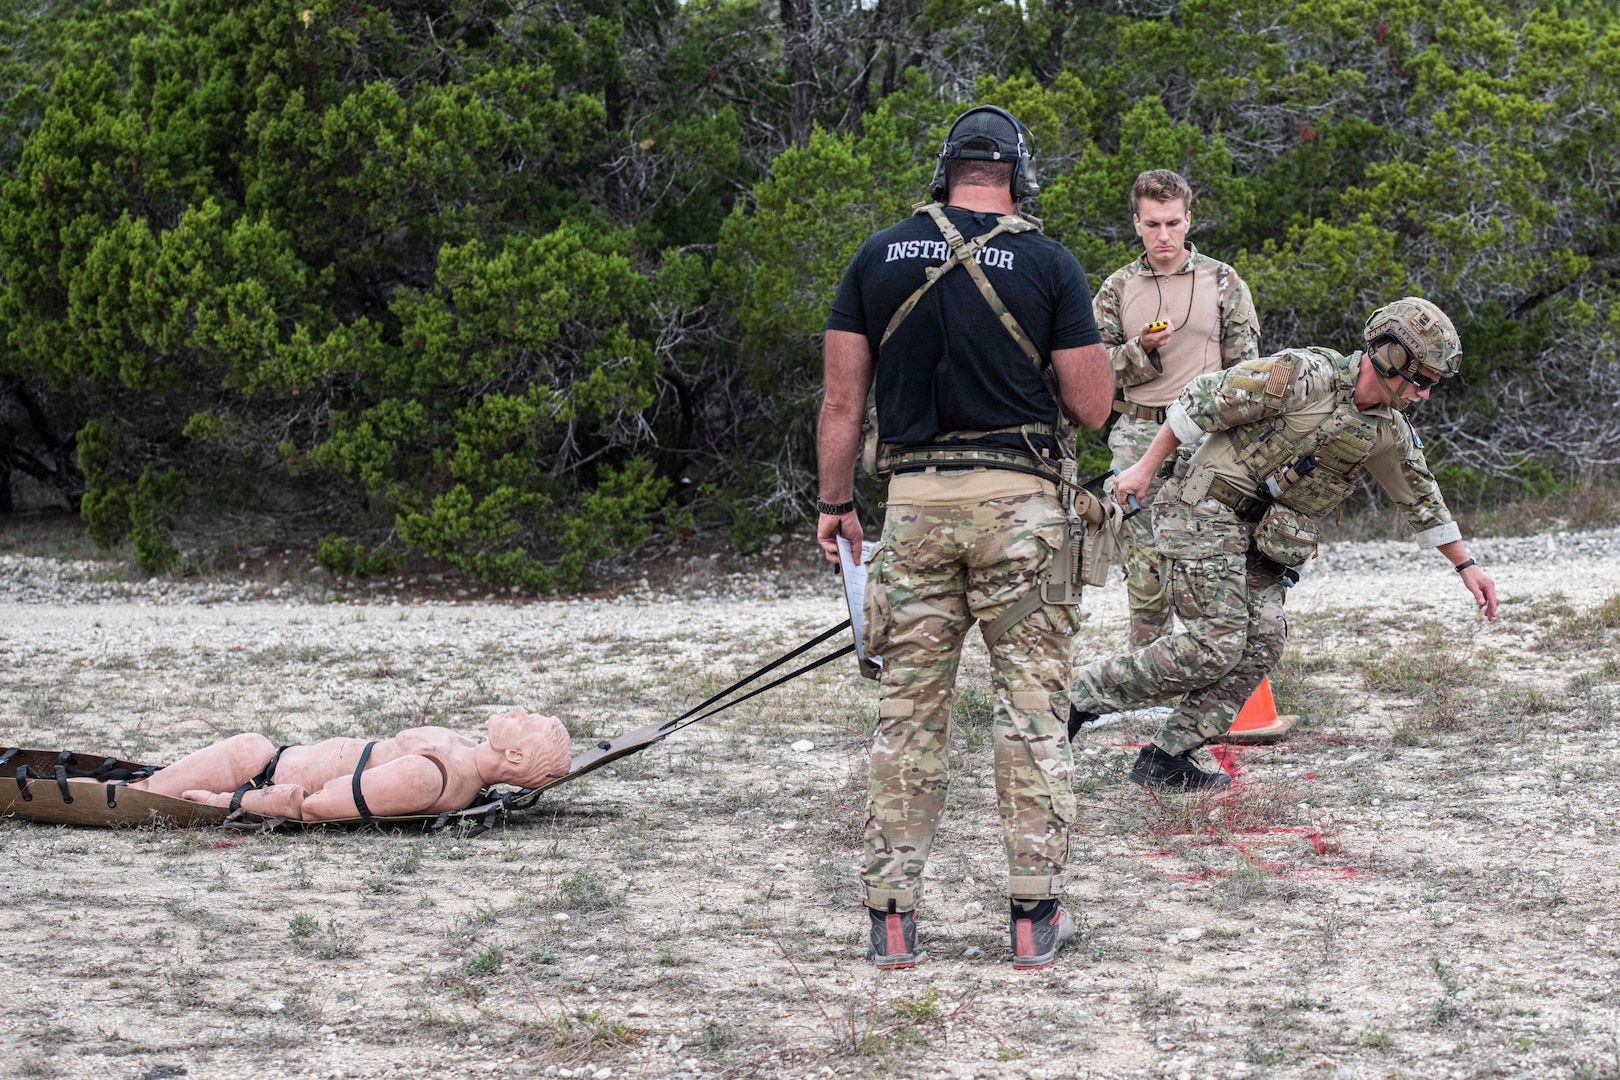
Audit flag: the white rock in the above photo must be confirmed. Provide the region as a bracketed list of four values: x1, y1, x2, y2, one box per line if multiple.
[1177, 926, 1205, 941]
[552, 912, 571, 923]
[666, 1035, 683, 1052]
[627, 1002, 651, 1016]
[962, 946, 985, 959]
[962, 900, 985, 918]
[791, 740, 814, 752]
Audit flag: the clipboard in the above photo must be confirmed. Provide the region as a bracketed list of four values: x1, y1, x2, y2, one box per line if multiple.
[837, 536, 883, 680]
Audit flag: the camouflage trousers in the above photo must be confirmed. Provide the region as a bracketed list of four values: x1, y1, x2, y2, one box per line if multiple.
[860, 483, 1079, 912]
[1068, 496, 1288, 757]
[1109, 415, 1172, 647]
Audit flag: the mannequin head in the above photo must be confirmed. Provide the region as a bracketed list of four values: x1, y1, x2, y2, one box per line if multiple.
[475, 707, 573, 787]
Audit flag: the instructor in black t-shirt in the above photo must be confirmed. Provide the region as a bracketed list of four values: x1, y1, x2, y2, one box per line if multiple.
[816, 105, 1110, 972]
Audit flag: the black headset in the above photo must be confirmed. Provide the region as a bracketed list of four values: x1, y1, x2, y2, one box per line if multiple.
[927, 105, 1040, 204]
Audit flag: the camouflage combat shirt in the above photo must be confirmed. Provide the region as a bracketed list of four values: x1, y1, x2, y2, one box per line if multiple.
[1093, 244, 1260, 408]
[1166, 347, 1461, 548]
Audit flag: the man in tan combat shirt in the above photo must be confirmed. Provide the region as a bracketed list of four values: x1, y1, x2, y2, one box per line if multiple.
[1093, 170, 1260, 646]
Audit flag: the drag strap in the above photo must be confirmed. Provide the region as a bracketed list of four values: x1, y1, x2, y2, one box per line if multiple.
[660, 619, 853, 733]
[504, 621, 858, 812]
[683, 641, 856, 729]
[351, 741, 378, 821]
[980, 589, 1046, 651]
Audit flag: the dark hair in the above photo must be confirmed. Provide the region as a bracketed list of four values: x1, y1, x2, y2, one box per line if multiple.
[946, 137, 1015, 193]
[1130, 169, 1194, 215]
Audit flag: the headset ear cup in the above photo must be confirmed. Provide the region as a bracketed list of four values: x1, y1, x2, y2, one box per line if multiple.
[1015, 155, 1039, 199]
[929, 153, 949, 203]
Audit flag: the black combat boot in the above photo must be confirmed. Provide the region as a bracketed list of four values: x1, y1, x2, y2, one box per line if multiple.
[1128, 745, 1232, 791]
[1067, 703, 1098, 741]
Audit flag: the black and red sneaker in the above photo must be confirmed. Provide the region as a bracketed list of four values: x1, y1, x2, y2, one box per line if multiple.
[1009, 899, 1076, 971]
[866, 905, 917, 969]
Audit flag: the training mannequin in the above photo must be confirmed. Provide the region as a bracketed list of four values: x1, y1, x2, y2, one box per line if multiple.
[108, 708, 572, 820]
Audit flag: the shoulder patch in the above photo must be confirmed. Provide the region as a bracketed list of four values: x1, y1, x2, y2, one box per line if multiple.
[1410, 423, 1423, 449]
[1227, 358, 1268, 393]
[1265, 358, 1294, 397]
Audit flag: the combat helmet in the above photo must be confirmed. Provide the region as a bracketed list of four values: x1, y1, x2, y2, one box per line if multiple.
[1363, 297, 1462, 379]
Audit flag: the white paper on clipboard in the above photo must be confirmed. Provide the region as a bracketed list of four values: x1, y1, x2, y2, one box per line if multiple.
[837, 536, 882, 677]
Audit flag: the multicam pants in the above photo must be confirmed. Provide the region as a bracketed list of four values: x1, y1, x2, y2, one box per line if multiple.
[1068, 493, 1288, 757]
[860, 482, 1079, 913]
[1109, 415, 1173, 646]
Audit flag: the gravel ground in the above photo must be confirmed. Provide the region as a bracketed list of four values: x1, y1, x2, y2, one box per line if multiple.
[1, 526, 1618, 1080]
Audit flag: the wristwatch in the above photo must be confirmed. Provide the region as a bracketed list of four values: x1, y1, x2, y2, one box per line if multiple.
[817, 498, 856, 515]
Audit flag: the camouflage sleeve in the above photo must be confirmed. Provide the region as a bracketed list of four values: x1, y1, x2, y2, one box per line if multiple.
[1166, 352, 1306, 442]
[1363, 415, 1461, 547]
[1217, 266, 1260, 369]
[1094, 267, 1161, 387]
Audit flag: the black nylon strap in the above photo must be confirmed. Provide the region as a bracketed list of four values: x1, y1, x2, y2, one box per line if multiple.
[106, 783, 118, 809]
[506, 622, 861, 815]
[0, 748, 17, 770]
[682, 642, 856, 729]
[658, 620, 852, 734]
[16, 766, 32, 801]
[351, 741, 378, 821]
[54, 764, 73, 804]
[228, 781, 254, 814]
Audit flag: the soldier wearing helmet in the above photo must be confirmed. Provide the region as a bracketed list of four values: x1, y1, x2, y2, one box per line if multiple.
[817, 105, 1112, 970]
[1065, 297, 1497, 791]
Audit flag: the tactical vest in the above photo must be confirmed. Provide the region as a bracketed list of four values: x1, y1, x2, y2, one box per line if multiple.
[865, 202, 1068, 479]
[1229, 349, 1382, 517]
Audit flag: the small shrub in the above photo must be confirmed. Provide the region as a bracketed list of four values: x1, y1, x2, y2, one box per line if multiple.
[465, 947, 504, 976]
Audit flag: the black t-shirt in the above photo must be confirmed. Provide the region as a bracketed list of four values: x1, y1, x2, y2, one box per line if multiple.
[827, 206, 1100, 455]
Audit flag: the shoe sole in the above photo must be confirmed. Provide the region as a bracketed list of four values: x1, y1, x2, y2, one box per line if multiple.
[1013, 956, 1056, 971]
[873, 956, 916, 970]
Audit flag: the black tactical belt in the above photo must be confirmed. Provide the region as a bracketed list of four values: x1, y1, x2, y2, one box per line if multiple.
[1112, 399, 1167, 423]
[883, 444, 1055, 479]
[1207, 475, 1268, 522]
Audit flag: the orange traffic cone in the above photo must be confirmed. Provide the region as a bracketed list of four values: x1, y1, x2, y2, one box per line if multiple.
[1211, 676, 1298, 744]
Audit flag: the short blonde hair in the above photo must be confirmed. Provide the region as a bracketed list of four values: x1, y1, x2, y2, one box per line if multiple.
[1131, 170, 1193, 215]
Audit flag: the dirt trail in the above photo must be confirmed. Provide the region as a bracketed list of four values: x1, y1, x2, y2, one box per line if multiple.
[1, 530, 1617, 1080]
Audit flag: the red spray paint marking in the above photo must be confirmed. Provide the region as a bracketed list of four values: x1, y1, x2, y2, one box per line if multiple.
[1133, 826, 1358, 882]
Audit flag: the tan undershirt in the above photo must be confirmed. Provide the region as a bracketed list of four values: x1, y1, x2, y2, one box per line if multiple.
[1120, 263, 1222, 408]
[887, 466, 1055, 505]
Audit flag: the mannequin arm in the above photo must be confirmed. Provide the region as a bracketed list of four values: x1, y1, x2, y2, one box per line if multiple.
[300, 755, 447, 821]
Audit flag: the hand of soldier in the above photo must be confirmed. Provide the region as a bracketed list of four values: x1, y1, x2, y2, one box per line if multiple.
[817, 510, 864, 565]
[1460, 565, 1498, 620]
[1113, 461, 1152, 508]
[1139, 321, 1173, 352]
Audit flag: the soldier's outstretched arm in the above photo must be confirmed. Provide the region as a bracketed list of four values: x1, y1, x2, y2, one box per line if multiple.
[1050, 343, 1111, 429]
[1437, 540, 1498, 620]
[817, 329, 876, 563]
